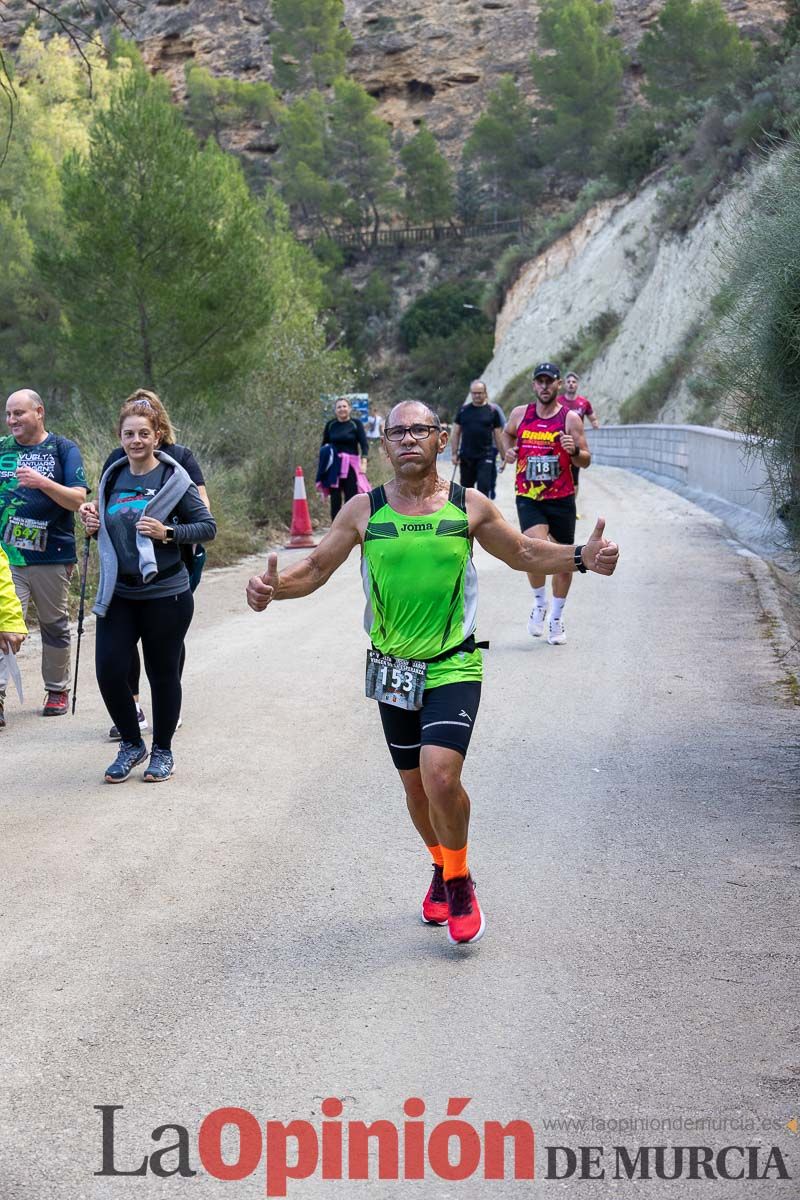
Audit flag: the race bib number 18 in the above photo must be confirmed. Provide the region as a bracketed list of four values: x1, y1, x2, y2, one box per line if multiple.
[525, 454, 561, 483]
[365, 650, 427, 711]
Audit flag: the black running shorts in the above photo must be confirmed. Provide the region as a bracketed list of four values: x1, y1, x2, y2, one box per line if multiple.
[377, 681, 482, 771]
[516, 495, 576, 545]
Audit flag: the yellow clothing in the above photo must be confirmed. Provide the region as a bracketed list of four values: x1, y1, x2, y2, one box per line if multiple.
[0, 545, 27, 634]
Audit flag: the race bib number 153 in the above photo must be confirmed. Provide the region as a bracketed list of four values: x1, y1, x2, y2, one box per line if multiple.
[365, 650, 427, 710]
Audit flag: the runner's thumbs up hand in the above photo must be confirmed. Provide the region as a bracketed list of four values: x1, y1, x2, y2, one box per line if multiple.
[247, 553, 280, 612]
[581, 517, 619, 576]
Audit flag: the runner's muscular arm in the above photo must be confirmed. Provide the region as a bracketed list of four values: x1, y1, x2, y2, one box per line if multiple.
[467, 492, 619, 576]
[561, 411, 590, 468]
[501, 405, 525, 463]
[246, 495, 367, 611]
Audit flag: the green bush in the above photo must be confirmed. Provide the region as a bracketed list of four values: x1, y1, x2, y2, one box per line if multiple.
[603, 109, 672, 190]
[398, 281, 490, 351]
[406, 327, 495, 418]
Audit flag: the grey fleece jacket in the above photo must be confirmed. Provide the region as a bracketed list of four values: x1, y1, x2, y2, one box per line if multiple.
[93, 450, 215, 617]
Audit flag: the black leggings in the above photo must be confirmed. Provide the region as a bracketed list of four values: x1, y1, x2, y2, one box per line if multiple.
[127, 643, 185, 695]
[96, 591, 194, 750]
[330, 467, 358, 519]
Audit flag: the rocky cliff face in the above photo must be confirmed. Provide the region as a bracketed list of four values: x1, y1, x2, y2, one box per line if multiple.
[0, 1, 787, 153]
[482, 164, 765, 424]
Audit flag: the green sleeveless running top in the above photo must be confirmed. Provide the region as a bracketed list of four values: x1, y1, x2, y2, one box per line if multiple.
[361, 481, 482, 690]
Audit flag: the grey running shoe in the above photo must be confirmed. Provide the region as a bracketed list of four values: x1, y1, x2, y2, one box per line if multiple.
[143, 745, 175, 783]
[104, 740, 147, 783]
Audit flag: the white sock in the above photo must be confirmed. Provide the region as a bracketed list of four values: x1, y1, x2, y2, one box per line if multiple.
[532, 586, 547, 608]
[551, 596, 566, 621]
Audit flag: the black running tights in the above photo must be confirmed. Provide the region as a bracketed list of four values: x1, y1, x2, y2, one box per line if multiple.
[127, 642, 186, 695]
[96, 591, 194, 750]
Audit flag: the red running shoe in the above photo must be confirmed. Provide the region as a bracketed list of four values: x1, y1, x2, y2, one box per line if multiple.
[444, 873, 485, 945]
[421, 864, 448, 925]
[42, 690, 68, 716]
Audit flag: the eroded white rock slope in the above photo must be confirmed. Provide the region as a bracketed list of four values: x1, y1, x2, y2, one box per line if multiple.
[483, 168, 762, 423]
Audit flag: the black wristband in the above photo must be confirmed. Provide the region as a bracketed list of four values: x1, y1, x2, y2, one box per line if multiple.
[574, 545, 587, 573]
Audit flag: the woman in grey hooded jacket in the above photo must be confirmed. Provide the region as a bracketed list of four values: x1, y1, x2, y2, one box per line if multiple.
[80, 397, 215, 784]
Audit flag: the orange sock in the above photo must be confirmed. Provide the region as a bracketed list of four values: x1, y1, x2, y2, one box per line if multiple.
[441, 844, 468, 882]
[427, 844, 444, 868]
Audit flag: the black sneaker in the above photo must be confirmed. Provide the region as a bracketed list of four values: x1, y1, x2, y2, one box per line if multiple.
[104, 740, 147, 784]
[108, 706, 148, 741]
[143, 745, 175, 783]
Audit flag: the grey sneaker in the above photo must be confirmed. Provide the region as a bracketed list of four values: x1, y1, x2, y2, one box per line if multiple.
[143, 745, 175, 783]
[104, 740, 147, 783]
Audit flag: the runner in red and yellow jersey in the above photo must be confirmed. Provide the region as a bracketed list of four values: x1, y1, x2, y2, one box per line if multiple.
[559, 371, 600, 503]
[502, 363, 590, 645]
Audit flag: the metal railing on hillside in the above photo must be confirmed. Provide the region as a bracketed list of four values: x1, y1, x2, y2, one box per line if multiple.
[308, 217, 529, 250]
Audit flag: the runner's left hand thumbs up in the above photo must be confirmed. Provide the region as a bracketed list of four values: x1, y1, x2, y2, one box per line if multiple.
[581, 516, 619, 576]
[247, 552, 280, 612]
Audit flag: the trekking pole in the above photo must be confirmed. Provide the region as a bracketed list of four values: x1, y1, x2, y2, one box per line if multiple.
[72, 536, 91, 715]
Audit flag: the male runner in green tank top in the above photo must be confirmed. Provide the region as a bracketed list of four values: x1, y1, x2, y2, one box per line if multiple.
[246, 401, 620, 946]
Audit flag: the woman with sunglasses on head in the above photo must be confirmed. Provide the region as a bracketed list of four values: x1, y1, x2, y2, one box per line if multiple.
[98, 389, 210, 741]
[80, 397, 216, 783]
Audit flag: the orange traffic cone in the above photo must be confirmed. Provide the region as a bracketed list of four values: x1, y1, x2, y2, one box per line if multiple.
[284, 466, 317, 549]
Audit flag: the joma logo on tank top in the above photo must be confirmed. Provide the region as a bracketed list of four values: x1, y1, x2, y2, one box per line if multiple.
[400, 522, 434, 532]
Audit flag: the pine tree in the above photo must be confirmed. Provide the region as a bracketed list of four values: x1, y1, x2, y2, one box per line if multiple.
[36, 68, 291, 402]
[0, 28, 117, 380]
[531, 0, 623, 170]
[276, 90, 346, 236]
[184, 65, 279, 144]
[327, 77, 395, 241]
[638, 0, 754, 109]
[398, 122, 454, 226]
[464, 76, 539, 218]
[271, 0, 353, 92]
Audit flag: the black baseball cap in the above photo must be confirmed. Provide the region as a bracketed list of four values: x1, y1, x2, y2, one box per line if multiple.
[532, 362, 561, 380]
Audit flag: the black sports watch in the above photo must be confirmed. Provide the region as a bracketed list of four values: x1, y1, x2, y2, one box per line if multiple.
[574, 545, 587, 573]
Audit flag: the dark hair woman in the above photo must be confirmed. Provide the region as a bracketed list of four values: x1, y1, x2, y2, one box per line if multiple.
[80, 399, 216, 783]
[98, 389, 210, 741]
[317, 396, 370, 519]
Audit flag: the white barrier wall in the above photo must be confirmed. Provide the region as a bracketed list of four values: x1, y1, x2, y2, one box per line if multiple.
[586, 425, 774, 521]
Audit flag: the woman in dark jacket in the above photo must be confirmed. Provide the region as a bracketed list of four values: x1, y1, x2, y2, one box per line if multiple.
[80, 398, 216, 784]
[319, 396, 370, 519]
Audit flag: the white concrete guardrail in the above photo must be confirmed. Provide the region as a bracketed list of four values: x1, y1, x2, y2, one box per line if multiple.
[586, 424, 789, 560]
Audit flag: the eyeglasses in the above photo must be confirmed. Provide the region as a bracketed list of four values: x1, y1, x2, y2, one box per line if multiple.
[384, 424, 441, 442]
